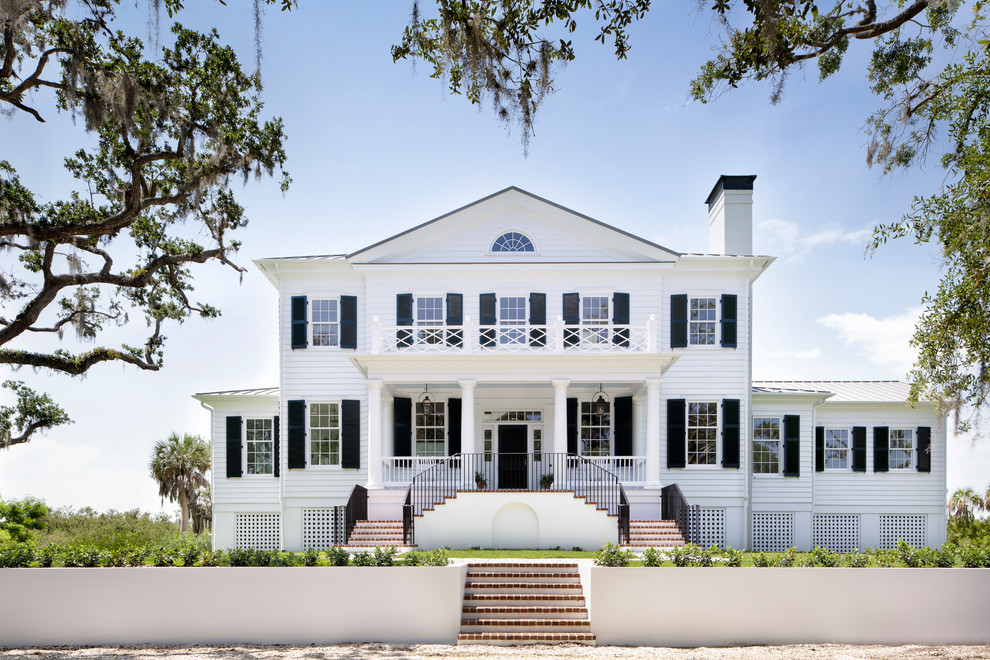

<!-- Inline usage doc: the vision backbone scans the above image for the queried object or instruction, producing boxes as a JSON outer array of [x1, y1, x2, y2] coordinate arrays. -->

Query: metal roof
[[753, 380, 913, 403], [194, 387, 279, 397]]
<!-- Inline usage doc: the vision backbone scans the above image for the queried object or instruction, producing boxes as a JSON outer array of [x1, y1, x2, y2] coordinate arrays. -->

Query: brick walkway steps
[[458, 562, 595, 646], [624, 520, 687, 548], [344, 520, 413, 548]]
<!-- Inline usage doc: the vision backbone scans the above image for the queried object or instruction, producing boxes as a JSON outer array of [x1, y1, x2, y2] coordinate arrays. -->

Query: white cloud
[[817, 307, 921, 376], [762, 348, 822, 360], [757, 218, 873, 260]]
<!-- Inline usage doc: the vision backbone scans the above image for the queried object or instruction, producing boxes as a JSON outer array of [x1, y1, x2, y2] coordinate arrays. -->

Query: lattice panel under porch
[[878, 515, 926, 549], [302, 507, 345, 549], [751, 513, 794, 552], [234, 513, 281, 551], [689, 508, 726, 549], [812, 514, 860, 553]]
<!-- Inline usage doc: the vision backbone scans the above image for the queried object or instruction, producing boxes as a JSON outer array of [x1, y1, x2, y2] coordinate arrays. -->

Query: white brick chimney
[[705, 175, 756, 255]]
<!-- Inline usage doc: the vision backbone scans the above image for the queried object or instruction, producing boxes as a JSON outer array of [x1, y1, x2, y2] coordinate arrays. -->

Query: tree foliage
[[149, 432, 209, 533], [392, 0, 651, 152], [0, 0, 289, 447], [0, 496, 49, 544]]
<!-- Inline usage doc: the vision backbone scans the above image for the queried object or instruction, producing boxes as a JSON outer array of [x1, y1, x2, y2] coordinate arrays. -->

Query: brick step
[[462, 606, 589, 620], [463, 594, 585, 606], [457, 632, 596, 646], [624, 542, 685, 548], [464, 582, 583, 595], [466, 571, 579, 583], [466, 562, 579, 569], [460, 619, 591, 633], [348, 533, 404, 539]]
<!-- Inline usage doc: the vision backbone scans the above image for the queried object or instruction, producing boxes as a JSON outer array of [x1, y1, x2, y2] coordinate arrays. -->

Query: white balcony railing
[[372, 315, 658, 354], [382, 457, 451, 485], [584, 456, 647, 484], [382, 455, 647, 486]]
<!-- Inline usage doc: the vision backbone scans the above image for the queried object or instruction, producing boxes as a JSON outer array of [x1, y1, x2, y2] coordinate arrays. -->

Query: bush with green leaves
[[403, 548, 449, 566], [0, 498, 49, 544], [641, 547, 664, 567], [594, 542, 634, 567], [327, 546, 351, 566], [804, 547, 839, 567], [842, 549, 870, 568]]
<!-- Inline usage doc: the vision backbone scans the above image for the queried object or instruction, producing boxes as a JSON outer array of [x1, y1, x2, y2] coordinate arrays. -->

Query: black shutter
[[273, 415, 280, 478], [225, 415, 242, 478], [397, 293, 413, 348], [917, 426, 931, 472], [667, 399, 686, 468], [874, 426, 889, 473], [446, 293, 463, 347], [721, 294, 737, 348], [566, 397, 578, 454], [287, 400, 306, 468], [291, 295, 308, 349], [614, 396, 633, 457], [671, 294, 687, 348], [852, 426, 867, 472], [612, 292, 630, 347], [529, 292, 546, 347], [393, 397, 412, 457], [815, 426, 825, 472], [563, 293, 579, 347], [783, 414, 800, 477], [341, 400, 360, 469], [722, 399, 740, 468], [480, 293, 496, 347], [448, 398, 462, 455], [340, 295, 357, 349]]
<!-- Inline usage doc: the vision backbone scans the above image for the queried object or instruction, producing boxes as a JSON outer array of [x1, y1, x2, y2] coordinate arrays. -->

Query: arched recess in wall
[[491, 502, 539, 549]]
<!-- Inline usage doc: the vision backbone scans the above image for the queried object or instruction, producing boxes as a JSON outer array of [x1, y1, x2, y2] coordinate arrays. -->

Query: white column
[[459, 379, 477, 454], [383, 395, 394, 482], [366, 379, 383, 488], [645, 378, 662, 486], [632, 393, 646, 455], [552, 379, 570, 455]]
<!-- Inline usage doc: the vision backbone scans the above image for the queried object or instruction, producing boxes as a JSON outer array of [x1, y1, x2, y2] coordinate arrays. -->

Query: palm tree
[[150, 433, 210, 533], [948, 488, 983, 522]]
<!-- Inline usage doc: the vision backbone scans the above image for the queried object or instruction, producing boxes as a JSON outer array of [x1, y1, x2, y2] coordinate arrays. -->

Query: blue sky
[[1, 2, 987, 514]]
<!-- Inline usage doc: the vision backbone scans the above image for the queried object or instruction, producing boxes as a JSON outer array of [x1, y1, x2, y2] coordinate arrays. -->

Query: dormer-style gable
[[347, 187, 680, 264]]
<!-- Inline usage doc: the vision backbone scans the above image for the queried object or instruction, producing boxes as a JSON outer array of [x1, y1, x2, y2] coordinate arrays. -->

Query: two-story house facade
[[194, 177, 946, 552]]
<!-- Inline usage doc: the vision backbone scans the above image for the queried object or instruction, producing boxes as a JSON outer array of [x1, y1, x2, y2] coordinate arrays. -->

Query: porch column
[[366, 379, 383, 488], [383, 394, 394, 482], [632, 392, 646, 456], [552, 379, 570, 455], [459, 379, 477, 454], [645, 377, 662, 487]]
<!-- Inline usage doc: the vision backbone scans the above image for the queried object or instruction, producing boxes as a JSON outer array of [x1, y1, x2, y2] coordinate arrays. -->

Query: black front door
[[497, 425, 528, 489]]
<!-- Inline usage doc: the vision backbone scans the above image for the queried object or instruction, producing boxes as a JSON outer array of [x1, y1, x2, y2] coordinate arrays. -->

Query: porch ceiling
[[348, 352, 679, 383]]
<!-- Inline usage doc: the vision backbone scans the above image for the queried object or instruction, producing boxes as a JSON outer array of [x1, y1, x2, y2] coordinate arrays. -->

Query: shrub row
[[594, 539, 990, 568], [0, 543, 449, 568]]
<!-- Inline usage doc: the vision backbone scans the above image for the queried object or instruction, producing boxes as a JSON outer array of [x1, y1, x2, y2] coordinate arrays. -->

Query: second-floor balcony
[[371, 315, 659, 354]]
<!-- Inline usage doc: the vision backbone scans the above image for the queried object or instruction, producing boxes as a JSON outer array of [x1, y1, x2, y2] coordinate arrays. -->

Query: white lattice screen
[[751, 513, 794, 552], [302, 507, 346, 549], [689, 508, 725, 549], [813, 514, 860, 553], [879, 515, 926, 549], [234, 513, 281, 550]]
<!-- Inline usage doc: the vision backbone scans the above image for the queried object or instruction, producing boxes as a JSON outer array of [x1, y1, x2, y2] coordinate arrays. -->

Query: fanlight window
[[491, 232, 535, 253]]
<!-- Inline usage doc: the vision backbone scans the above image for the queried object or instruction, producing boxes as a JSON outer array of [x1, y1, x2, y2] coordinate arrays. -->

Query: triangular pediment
[[347, 187, 679, 264]]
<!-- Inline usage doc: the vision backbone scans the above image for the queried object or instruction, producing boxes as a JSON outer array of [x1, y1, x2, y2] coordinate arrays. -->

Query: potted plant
[[475, 471, 487, 490], [540, 473, 554, 490]]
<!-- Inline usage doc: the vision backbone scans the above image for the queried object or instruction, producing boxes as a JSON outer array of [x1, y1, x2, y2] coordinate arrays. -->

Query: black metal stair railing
[[660, 482, 698, 545], [343, 484, 367, 545]]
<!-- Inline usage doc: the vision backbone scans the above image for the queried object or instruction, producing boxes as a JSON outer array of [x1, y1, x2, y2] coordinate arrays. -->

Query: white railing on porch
[[371, 315, 658, 354], [383, 455, 647, 486]]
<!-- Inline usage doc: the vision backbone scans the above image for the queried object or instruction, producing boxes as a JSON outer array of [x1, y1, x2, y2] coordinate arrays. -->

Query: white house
[[193, 177, 946, 553]]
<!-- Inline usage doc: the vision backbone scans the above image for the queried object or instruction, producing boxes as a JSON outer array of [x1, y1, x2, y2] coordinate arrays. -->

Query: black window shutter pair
[[287, 399, 360, 468], [291, 295, 357, 349], [227, 414, 279, 477], [783, 415, 800, 477], [665, 399, 741, 469], [669, 294, 737, 348], [815, 426, 870, 472]]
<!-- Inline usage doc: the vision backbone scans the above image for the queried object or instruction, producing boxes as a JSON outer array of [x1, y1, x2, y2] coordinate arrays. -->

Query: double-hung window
[[245, 418, 274, 475], [499, 296, 527, 345], [580, 401, 611, 456], [581, 296, 609, 345], [312, 299, 339, 347], [752, 417, 780, 474], [310, 403, 340, 466], [687, 402, 718, 465], [416, 296, 443, 345], [889, 429, 913, 470], [415, 401, 446, 456], [689, 297, 717, 345], [825, 428, 850, 470]]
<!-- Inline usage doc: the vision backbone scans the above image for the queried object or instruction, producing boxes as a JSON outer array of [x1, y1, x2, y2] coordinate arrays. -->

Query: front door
[[497, 425, 528, 489]]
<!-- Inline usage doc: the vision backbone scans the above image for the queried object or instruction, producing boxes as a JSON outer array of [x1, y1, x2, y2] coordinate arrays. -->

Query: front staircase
[[457, 562, 595, 645], [624, 520, 687, 548], [344, 520, 412, 548]]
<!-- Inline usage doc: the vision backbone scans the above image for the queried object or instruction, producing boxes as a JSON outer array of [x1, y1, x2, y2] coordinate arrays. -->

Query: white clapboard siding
[[208, 397, 280, 505], [750, 399, 816, 505]]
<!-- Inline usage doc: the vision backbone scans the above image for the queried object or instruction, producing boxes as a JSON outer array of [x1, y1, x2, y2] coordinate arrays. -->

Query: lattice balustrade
[[302, 507, 346, 549], [812, 514, 861, 553], [879, 515, 926, 549], [234, 513, 281, 550], [751, 513, 794, 552]]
